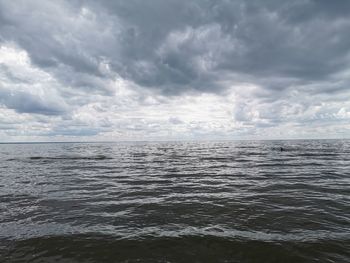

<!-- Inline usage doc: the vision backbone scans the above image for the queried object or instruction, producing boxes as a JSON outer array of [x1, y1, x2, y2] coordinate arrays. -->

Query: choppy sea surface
[[0, 140, 349, 262]]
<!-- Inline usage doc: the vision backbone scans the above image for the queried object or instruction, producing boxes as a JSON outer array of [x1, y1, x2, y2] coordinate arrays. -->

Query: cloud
[[81, 0, 350, 93], [0, 88, 66, 115], [0, 0, 350, 140]]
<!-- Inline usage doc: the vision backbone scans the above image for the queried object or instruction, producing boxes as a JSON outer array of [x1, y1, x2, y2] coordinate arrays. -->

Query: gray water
[[0, 140, 349, 262]]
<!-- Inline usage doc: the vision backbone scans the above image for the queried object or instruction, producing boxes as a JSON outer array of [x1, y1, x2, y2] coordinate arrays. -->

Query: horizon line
[[0, 138, 349, 144]]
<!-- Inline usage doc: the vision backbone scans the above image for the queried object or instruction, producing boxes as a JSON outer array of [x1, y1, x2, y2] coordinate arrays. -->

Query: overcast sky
[[0, 0, 350, 141]]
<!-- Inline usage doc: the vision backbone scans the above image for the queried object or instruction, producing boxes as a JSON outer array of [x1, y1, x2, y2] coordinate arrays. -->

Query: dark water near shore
[[0, 140, 349, 262]]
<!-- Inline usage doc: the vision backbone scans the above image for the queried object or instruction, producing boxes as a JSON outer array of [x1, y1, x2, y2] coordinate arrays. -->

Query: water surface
[[0, 140, 349, 262]]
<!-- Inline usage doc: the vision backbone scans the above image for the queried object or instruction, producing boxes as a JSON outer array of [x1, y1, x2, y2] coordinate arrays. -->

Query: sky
[[0, 0, 350, 142]]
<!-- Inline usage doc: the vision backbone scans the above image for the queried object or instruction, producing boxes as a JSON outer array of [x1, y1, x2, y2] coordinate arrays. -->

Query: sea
[[0, 140, 349, 262]]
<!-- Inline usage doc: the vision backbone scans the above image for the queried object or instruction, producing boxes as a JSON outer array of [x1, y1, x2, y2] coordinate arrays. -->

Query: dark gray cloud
[[83, 0, 350, 94], [0, 88, 67, 116], [1, 0, 349, 96]]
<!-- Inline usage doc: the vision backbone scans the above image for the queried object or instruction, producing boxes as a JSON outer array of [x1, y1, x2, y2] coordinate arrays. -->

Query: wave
[[7, 155, 113, 161], [2, 234, 349, 263]]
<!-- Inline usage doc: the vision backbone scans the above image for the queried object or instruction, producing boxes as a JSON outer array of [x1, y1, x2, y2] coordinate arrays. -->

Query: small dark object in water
[[280, 147, 284, 151]]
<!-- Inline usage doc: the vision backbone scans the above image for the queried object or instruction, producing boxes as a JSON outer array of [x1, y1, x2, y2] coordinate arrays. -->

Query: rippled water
[[0, 140, 349, 262]]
